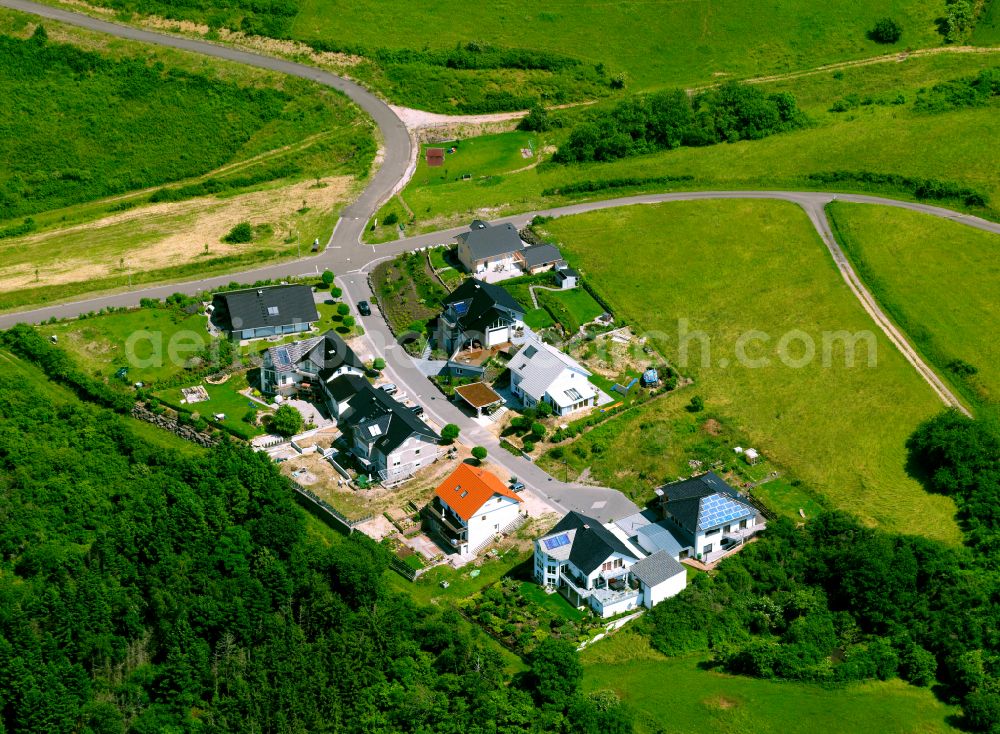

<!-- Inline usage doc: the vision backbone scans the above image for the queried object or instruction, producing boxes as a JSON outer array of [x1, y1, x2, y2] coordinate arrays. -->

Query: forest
[[0, 339, 633, 733], [645, 409, 1000, 731], [553, 83, 806, 164]]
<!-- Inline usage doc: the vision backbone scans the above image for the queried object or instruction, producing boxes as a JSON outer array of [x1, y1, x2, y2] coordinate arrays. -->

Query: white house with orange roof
[[424, 463, 525, 556]]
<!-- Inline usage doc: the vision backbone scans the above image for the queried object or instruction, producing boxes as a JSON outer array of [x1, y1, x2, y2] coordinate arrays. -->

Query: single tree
[[870, 17, 902, 44], [337, 303, 350, 317], [342, 315, 356, 329], [536, 401, 554, 417], [372, 357, 386, 372], [321, 270, 334, 287], [530, 422, 546, 440], [222, 221, 254, 244], [687, 395, 705, 413], [271, 404, 303, 436], [471, 446, 487, 464], [441, 424, 460, 444]]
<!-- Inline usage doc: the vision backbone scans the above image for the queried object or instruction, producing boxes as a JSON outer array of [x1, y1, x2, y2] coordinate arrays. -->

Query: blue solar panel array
[[542, 533, 570, 551], [698, 494, 750, 530], [453, 301, 470, 315], [275, 347, 292, 367]]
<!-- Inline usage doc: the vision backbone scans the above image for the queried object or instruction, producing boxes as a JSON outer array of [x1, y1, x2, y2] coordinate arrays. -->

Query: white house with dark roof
[[328, 375, 441, 483], [261, 330, 366, 403], [455, 219, 565, 281], [435, 278, 525, 355], [655, 472, 763, 561], [510, 337, 598, 415], [533, 511, 686, 618]]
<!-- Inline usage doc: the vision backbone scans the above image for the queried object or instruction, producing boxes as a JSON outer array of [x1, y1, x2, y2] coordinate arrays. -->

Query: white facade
[[355, 433, 441, 483], [462, 495, 522, 555], [640, 569, 687, 609], [510, 339, 598, 416], [692, 514, 756, 557]]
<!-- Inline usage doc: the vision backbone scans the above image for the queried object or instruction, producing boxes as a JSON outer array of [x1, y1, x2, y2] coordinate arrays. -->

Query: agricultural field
[[580, 631, 958, 734], [537, 199, 959, 543], [369, 52, 1000, 237], [0, 9, 374, 309], [828, 202, 1000, 415]]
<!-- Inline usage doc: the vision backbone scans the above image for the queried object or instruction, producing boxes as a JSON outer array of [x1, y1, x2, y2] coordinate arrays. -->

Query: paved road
[[3, 0, 996, 516], [339, 267, 641, 524]]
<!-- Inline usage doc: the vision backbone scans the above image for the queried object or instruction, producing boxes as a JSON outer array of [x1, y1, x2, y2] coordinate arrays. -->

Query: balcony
[[424, 498, 468, 545]]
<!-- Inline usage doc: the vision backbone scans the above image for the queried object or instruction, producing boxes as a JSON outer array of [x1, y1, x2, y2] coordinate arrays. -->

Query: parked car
[[357, 300, 372, 316], [410, 405, 425, 416], [379, 383, 397, 395], [509, 477, 525, 493]]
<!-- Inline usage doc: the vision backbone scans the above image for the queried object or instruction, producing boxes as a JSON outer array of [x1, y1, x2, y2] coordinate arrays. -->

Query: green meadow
[[371, 52, 1000, 236], [828, 202, 1000, 415], [538, 200, 959, 543], [580, 631, 958, 734]]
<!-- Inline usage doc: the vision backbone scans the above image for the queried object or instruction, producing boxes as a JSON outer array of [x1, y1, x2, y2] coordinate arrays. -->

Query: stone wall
[[131, 405, 219, 448]]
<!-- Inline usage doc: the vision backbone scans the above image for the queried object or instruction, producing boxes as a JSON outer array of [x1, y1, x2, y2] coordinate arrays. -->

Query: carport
[[453, 382, 505, 418]]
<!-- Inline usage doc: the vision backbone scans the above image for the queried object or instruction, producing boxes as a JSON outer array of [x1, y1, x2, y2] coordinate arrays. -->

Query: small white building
[[425, 464, 524, 556], [510, 337, 598, 416], [534, 511, 687, 618]]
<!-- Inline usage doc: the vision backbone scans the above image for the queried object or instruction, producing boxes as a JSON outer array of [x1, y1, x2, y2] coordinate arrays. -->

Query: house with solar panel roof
[[261, 330, 366, 405], [654, 472, 762, 562], [435, 277, 525, 356], [533, 511, 687, 618]]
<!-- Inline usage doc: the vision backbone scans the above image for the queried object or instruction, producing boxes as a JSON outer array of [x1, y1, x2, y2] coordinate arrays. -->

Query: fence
[[288, 480, 367, 535]]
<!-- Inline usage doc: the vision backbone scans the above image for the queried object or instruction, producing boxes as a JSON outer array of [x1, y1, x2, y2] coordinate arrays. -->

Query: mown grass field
[[828, 202, 1000, 415], [371, 52, 1000, 236], [36, 307, 210, 384], [0, 9, 374, 309], [580, 631, 958, 734], [538, 200, 959, 543]]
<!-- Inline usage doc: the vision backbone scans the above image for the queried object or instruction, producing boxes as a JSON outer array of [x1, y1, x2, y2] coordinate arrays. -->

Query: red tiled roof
[[434, 463, 522, 521]]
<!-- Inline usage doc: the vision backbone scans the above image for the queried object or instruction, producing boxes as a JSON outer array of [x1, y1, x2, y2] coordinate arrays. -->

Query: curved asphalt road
[[2, 0, 996, 515]]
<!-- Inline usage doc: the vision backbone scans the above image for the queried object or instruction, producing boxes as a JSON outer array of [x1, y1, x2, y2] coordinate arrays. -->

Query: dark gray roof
[[548, 511, 639, 575], [213, 285, 318, 332], [456, 220, 524, 261], [267, 330, 365, 378], [556, 265, 579, 278], [334, 376, 439, 455], [658, 472, 755, 534], [520, 244, 562, 268], [326, 373, 368, 402], [443, 278, 524, 335], [630, 550, 685, 587]]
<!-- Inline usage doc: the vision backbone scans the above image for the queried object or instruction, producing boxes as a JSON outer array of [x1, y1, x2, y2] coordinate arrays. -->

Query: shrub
[[870, 17, 902, 44], [522, 440, 536, 453], [222, 221, 254, 244], [687, 395, 705, 412], [530, 422, 546, 440], [382, 211, 399, 226], [519, 104, 551, 132], [342, 315, 356, 329]]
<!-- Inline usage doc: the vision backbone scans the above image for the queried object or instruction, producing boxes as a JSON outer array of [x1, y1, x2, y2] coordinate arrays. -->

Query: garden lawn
[[36, 307, 210, 384], [154, 372, 264, 439], [537, 287, 604, 333], [539, 200, 959, 543], [581, 632, 958, 734], [828, 202, 1000, 416]]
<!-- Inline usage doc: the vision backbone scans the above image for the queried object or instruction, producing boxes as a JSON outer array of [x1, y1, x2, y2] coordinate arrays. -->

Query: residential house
[[261, 331, 366, 405], [211, 285, 318, 340], [425, 464, 524, 556], [655, 472, 762, 560], [509, 337, 598, 415], [515, 244, 563, 274], [435, 278, 525, 355], [533, 511, 686, 618], [455, 219, 526, 277], [329, 375, 441, 482]]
